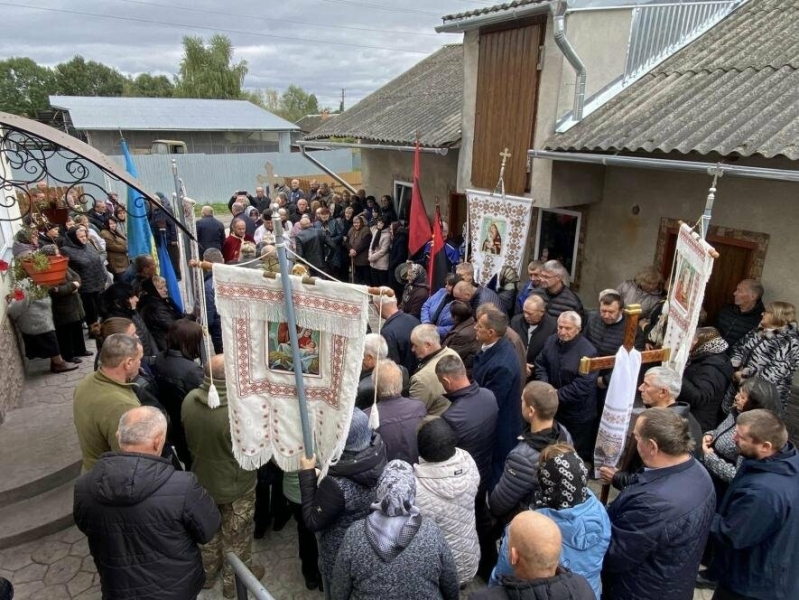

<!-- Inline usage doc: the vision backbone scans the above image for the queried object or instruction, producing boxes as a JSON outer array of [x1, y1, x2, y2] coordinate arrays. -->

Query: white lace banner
[[214, 264, 369, 475], [663, 224, 716, 375], [466, 189, 534, 285]]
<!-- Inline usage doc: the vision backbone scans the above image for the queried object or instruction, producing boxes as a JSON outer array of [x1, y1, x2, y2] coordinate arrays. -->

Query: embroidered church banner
[[466, 189, 534, 285], [214, 264, 369, 474], [593, 346, 642, 478], [663, 224, 716, 375]]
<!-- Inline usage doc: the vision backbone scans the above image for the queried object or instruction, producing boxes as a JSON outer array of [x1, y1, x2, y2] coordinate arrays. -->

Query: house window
[[394, 180, 412, 222]]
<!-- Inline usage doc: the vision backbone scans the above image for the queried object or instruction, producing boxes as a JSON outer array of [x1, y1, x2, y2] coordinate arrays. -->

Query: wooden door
[[471, 21, 543, 195], [448, 192, 466, 245], [661, 229, 756, 325]]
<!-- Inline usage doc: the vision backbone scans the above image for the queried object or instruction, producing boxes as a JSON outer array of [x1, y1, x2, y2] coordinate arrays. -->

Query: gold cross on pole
[[499, 147, 512, 163]]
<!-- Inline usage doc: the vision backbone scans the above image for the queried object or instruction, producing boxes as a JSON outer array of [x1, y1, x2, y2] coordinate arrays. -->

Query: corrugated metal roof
[[48, 96, 299, 132], [305, 45, 463, 148], [546, 0, 799, 159], [296, 113, 338, 134], [442, 0, 547, 23]]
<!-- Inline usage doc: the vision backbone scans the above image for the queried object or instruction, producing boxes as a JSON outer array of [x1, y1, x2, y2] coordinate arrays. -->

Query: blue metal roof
[[49, 96, 300, 132]]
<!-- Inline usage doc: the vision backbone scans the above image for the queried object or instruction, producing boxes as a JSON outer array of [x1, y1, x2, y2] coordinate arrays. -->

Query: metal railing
[[225, 552, 276, 600]]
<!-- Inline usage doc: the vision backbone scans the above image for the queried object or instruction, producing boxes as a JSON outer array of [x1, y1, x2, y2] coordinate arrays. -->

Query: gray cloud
[[0, 0, 487, 108]]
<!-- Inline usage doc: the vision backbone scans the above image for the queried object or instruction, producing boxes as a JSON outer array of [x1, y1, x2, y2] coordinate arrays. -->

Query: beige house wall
[[576, 158, 799, 307], [361, 148, 460, 223]]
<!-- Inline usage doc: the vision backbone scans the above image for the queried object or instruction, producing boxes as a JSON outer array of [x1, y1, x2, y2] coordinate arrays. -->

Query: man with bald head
[[74, 406, 221, 600], [182, 354, 264, 594], [196, 205, 226, 253], [471, 512, 594, 599], [409, 324, 459, 415]]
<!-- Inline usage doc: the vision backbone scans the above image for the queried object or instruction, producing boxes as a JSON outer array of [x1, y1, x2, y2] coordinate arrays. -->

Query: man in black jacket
[[715, 279, 765, 349], [530, 260, 584, 320], [489, 381, 572, 523], [509, 294, 557, 380], [374, 292, 421, 373], [74, 406, 221, 600], [534, 311, 598, 462], [294, 215, 326, 276], [355, 333, 409, 410], [195, 205, 226, 253]]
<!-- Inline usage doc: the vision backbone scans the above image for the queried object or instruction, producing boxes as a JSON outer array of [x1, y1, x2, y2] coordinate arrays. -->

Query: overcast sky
[[0, 0, 496, 108]]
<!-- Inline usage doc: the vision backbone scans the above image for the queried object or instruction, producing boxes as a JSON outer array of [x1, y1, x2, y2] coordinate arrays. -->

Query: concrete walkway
[[0, 340, 714, 600]]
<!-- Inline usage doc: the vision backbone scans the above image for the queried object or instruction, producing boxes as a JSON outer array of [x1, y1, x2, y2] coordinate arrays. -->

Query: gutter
[[551, 1, 587, 122], [436, 2, 551, 33], [527, 149, 799, 183], [298, 145, 358, 194], [296, 140, 449, 156]]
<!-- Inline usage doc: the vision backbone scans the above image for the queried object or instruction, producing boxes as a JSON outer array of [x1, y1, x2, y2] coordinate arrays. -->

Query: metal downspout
[[527, 149, 799, 183], [551, 1, 587, 122], [298, 145, 358, 194]]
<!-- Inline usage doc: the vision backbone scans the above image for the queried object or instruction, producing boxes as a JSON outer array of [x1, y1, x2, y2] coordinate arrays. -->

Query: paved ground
[[0, 335, 715, 600]]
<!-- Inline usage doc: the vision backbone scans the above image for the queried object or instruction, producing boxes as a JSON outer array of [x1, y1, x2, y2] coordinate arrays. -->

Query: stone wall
[[0, 319, 25, 424]]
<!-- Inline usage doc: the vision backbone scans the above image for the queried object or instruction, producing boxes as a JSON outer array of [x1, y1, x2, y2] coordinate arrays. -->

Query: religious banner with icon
[[214, 263, 369, 474], [466, 189, 534, 285], [663, 223, 716, 374]]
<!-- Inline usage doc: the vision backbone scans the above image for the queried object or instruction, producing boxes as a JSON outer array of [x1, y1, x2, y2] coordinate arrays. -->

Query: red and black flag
[[428, 206, 448, 293], [408, 140, 431, 258]]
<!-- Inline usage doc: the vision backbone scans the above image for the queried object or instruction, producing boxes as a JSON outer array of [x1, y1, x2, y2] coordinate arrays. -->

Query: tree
[[174, 35, 248, 99], [124, 73, 174, 98], [0, 57, 56, 117], [276, 85, 320, 123], [54, 56, 127, 97]]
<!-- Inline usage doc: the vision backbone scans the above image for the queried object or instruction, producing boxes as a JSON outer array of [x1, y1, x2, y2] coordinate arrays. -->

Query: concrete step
[[0, 479, 75, 549], [0, 401, 81, 508]]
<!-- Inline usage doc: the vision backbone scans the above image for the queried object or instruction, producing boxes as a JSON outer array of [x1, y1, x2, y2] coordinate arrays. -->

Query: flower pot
[[21, 255, 69, 286], [42, 207, 69, 225]]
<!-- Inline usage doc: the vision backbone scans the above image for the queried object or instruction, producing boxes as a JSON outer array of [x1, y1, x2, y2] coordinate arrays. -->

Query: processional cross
[[578, 304, 671, 504]]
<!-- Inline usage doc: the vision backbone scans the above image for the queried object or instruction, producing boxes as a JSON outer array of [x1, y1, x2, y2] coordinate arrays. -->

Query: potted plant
[[16, 250, 69, 286]]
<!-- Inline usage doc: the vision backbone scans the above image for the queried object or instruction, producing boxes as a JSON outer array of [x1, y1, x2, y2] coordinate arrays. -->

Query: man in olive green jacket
[[182, 354, 262, 598], [73, 334, 141, 472]]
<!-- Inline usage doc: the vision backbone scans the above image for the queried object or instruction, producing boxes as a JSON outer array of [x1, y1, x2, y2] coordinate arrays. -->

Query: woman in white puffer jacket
[[414, 418, 481, 585]]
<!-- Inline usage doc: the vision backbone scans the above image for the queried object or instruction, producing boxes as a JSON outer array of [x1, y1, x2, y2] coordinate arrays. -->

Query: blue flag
[[156, 230, 184, 312], [121, 139, 152, 258]]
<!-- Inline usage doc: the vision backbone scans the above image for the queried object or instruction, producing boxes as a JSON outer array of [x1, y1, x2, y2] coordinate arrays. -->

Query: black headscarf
[[66, 226, 85, 246]]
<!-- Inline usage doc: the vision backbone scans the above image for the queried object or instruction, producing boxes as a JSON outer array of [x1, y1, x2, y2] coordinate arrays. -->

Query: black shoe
[[304, 573, 320, 590], [272, 513, 291, 532], [50, 362, 79, 373], [70, 357, 83, 364], [696, 571, 717, 589], [254, 520, 270, 539], [78, 350, 94, 357]]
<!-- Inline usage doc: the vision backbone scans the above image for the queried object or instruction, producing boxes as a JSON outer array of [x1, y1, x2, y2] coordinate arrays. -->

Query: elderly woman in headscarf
[[299, 408, 387, 594], [489, 444, 610, 599], [138, 275, 185, 351], [331, 459, 459, 600], [12, 227, 38, 257], [41, 244, 92, 364], [400, 263, 429, 319], [344, 214, 372, 285], [59, 224, 107, 334]]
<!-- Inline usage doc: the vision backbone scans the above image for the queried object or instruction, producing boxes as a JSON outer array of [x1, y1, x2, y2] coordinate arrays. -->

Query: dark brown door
[[448, 193, 466, 245], [471, 22, 542, 195], [661, 229, 756, 325]]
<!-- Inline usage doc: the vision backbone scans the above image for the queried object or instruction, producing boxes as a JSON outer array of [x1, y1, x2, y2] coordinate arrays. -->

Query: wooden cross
[[256, 161, 280, 194], [578, 304, 671, 504]]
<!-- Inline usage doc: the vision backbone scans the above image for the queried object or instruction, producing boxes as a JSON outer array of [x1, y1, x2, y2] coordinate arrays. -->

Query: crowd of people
[[6, 181, 799, 600]]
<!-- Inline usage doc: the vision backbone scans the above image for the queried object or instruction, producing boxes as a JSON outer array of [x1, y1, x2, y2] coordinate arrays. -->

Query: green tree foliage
[[0, 57, 56, 117], [174, 35, 248, 99], [54, 56, 127, 97], [276, 85, 320, 123], [124, 73, 174, 98]]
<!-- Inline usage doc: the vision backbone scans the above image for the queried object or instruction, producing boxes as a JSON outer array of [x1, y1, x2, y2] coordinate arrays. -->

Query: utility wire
[[0, 2, 434, 54], [111, 0, 442, 37], [317, 0, 442, 16]]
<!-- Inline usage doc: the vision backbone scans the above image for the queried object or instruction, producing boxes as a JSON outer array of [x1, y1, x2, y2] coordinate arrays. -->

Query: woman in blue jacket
[[490, 444, 610, 599]]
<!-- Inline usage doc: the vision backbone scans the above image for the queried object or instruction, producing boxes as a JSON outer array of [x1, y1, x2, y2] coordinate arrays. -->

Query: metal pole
[[298, 145, 358, 194], [270, 203, 314, 457], [171, 159, 194, 311], [225, 552, 275, 600]]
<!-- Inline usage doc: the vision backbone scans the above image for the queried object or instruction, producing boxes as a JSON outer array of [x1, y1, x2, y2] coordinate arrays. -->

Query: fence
[[10, 149, 358, 207]]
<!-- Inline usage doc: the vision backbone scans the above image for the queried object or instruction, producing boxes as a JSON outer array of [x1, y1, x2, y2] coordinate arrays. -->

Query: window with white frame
[[394, 180, 412, 222]]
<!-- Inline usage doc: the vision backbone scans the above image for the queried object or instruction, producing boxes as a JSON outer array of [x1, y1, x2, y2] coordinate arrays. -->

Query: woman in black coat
[[101, 282, 159, 360], [138, 276, 185, 352], [59, 225, 107, 333], [678, 327, 735, 431], [388, 222, 409, 297], [150, 319, 204, 469], [41, 245, 91, 364]]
